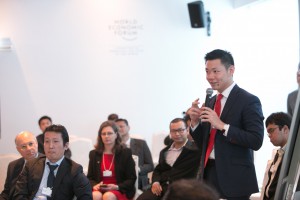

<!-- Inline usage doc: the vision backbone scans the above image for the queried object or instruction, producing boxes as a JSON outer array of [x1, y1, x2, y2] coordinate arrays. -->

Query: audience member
[[136, 118, 201, 200], [162, 179, 219, 200], [115, 118, 154, 191], [87, 121, 136, 200], [287, 62, 300, 117], [187, 49, 264, 199], [164, 114, 192, 146], [261, 112, 300, 199], [14, 125, 92, 200], [108, 113, 119, 122], [37, 115, 72, 158], [0, 131, 39, 200], [37, 115, 52, 154]]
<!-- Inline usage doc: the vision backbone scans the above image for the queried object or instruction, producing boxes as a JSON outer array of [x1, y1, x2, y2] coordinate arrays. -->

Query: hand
[[100, 183, 118, 191], [151, 182, 162, 196], [199, 107, 225, 130], [93, 182, 102, 191], [187, 99, 202, 127]]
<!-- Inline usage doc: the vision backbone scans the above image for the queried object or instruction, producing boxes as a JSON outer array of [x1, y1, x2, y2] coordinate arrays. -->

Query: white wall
[[0, 0, 299, 189]]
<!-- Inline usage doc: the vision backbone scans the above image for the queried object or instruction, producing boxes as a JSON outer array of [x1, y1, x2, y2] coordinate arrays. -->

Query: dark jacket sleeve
[[115, 148, 137, 199], [71, 163, 93, 200], [87, 150, 99, 187], [139, 140, 154, 176]]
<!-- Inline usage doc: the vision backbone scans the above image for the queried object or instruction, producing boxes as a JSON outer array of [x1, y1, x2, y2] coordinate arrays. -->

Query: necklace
[[102, 153, 115, 172]]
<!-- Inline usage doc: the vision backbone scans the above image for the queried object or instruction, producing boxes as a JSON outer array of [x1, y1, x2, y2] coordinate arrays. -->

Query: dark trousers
[[136, 184, 168, 200], [204, 159, 250, 200]]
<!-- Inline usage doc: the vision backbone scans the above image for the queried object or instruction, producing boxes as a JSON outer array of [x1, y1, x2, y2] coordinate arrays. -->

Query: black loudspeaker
[[187, 1, 206, 28]]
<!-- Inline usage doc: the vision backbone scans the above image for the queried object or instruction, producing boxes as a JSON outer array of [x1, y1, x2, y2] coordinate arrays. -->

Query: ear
[[228, 65, 235, 76], [64, 142, 70, 150], [282, 125, 289, 135]]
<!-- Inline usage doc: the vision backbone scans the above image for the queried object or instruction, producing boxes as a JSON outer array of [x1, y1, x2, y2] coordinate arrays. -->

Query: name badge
[[42, 187, 52, 197], [103, 170, 112, 177]]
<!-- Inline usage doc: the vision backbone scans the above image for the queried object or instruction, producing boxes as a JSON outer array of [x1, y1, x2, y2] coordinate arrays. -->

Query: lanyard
[[102, 153, 115, 171]]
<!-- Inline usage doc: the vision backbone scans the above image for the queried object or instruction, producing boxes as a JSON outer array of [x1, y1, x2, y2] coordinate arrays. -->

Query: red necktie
[[204, 93, 223, 167]]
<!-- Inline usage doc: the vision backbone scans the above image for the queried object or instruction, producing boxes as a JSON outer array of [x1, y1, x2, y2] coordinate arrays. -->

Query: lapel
[[172, 140, 191, 166], [32, 158, 46, 195], [130, 138, 136, 152], [220, 84, 239, 121], [52, 158, 69, 197], [15, 158, 25, 175]]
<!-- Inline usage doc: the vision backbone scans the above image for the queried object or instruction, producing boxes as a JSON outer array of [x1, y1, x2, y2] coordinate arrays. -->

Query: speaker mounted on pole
[[187, 1, 206, 28]]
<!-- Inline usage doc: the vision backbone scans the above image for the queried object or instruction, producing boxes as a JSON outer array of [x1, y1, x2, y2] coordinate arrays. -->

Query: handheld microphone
[[205, 88, 213, 107]]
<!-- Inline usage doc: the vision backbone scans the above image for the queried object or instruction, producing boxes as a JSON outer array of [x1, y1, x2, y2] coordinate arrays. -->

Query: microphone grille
[[206, 88, 213, 96]]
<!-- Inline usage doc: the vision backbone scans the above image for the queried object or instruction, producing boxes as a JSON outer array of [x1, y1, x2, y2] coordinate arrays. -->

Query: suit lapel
[[52, 158, 69, 198], [32, 158, 46, 196], [220, 85, 239, 120], [130, 138, 137, 153]]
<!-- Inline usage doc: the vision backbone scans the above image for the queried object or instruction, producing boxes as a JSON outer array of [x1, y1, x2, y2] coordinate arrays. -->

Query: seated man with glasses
[[0, 131, 40, 200], [137, 118, 201, 200], [261, 112, 300, 199]]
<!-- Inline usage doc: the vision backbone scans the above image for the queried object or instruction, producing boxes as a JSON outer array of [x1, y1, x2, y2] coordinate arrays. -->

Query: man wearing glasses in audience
[[261, 112, 299, 199], [136, 118, 201, 200], [0, 131, 40, 200]]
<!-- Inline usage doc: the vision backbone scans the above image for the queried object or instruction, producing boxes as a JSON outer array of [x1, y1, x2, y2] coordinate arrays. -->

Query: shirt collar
[[46, 156, 65, 166], [169, 139, 188, 151], [219, 82, 236, 98], [125, 137, 131, 147]]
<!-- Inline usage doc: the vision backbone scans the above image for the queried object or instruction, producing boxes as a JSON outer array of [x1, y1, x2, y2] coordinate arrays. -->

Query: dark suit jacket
[[191, 85, 264, 198], [151, 140, 201, 186], [130, 138, 154, 190], [87, 148, 137, 199], [0, 157, 24, 200], [287, 89, 298, 117], [13, 156, 92, 200], [36, 134, 44, 154]]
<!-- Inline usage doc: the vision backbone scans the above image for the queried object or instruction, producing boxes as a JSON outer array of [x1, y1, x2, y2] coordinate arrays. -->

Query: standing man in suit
[[287, 62, 300, 117], [115, 118, 154, 191], [14, 124, 92, 200], [0, 131, 39, 200], [187, 49, 264, 199], [136, 118, 201, 200]]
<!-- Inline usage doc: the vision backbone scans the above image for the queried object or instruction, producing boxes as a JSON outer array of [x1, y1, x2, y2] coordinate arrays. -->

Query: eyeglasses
[[18, 142, 35, 151], [267, 126, 280, 136], [170, 128, 186, 134], [100, 132, 115, 136]]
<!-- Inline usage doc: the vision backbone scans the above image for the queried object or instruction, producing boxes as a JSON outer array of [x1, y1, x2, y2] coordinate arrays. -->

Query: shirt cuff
[[191, 122, 200, 131], [222, 124, 230, 136]]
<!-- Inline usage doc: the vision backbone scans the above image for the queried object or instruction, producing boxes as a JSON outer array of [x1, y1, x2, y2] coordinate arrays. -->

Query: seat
[[0, 153, 21, 191], [132, 155, 143, 200], [151, 131, 168, 165], [68, 135, 94, 174]]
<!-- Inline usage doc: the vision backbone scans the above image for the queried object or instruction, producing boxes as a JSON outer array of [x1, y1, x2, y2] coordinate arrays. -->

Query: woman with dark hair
[[87, 121, 136, 200]]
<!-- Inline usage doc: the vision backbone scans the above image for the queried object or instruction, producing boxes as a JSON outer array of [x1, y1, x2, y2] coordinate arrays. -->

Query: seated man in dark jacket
[[137, 118, 201, 200], [13, 125, 92, 200], [0, 131, 39, 200]]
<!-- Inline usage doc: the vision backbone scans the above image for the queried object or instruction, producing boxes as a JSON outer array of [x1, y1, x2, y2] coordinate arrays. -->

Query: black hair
[[204, 49, 234, 69]]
